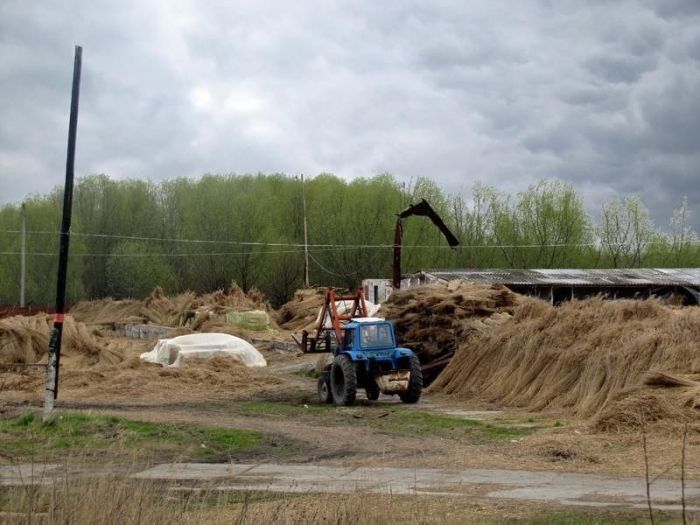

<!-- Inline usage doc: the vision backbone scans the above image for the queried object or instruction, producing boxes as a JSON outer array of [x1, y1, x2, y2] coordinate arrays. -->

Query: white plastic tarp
[[140, 333, 267, 368]]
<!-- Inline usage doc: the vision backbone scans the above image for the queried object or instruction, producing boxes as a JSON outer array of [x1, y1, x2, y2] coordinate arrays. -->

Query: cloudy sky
[[1, 0, 699, 229]]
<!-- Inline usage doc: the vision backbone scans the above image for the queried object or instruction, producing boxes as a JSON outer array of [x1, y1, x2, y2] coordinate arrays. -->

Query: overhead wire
[[2, 228, 695, 250], [308, 252, 358, 278]]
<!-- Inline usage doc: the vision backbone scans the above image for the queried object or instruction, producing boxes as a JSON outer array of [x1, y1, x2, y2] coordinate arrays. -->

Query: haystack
[[70, 284, 272, 328], [430, 297, 700, 427], [380, 280, 518, 371], [276, 288, 327, 331], [69, 287, 195, 326], [0, 314, 124, 366]]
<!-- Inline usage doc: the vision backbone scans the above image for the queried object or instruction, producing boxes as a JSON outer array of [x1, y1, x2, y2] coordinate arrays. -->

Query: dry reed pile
[[276, 288, 328, 331], [1, 350, 286, 402], [70, 284, 270, 327], [430, 297, 700, 428], [381, 280, 518, 362], [0, 314, 123, 366]]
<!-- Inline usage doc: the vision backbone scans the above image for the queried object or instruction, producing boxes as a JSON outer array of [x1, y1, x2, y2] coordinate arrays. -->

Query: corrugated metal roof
[[424, 268, 700, 287]]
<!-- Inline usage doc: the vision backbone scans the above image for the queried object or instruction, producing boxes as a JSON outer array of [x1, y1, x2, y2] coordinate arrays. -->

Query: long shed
[[403, 268, 700, 305]]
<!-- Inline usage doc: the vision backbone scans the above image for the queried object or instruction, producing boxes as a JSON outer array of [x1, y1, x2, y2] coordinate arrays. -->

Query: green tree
[[106, 241, 178, 299], [597, 196, 658, 268]]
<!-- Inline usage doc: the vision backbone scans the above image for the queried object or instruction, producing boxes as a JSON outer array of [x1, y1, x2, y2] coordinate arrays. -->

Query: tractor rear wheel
[[318, 374, 333, 404], [331, 354, 357, 406], [399, 356, 423, 404]]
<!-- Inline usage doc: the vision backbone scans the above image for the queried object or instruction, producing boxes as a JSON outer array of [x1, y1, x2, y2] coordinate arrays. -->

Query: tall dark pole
[[20, 203, 26, 307], [44, 45, 82, 419], [301, 174, 309, 288]]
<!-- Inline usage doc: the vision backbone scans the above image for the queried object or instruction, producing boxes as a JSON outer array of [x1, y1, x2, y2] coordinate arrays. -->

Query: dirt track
[[3, 352, 699, 480]]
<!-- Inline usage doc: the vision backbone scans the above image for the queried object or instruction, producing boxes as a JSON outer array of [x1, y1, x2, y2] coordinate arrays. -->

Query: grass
[[1, 479, 681, 525], [229, 400, 530, 441], [372, 409, 530, 441], [0, 412, 261, 461]]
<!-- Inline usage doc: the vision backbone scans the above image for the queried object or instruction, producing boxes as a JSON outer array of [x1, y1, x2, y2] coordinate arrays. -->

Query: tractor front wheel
[[399, 356, 423, 404], [331, 354, 357, 406]]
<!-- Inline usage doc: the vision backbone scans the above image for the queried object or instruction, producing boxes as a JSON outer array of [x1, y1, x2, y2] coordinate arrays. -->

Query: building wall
[[361, 279, 393, 304]]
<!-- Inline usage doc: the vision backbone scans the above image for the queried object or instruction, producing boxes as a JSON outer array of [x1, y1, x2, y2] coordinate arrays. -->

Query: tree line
[[0, 173, 697, 306]]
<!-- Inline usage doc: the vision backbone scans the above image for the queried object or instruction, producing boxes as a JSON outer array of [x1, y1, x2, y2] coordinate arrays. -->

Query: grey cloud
[[1, 0, 699, 233], [585, 54, 658, 84], [644, 0, 700, 19]]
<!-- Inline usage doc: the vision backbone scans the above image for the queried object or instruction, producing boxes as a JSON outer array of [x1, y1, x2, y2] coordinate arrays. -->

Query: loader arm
[[393, 199, 459, 289], [294, 288, 369, 353]]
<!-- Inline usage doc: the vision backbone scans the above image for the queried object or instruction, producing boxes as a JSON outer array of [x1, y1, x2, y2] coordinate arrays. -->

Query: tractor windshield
[[359, 324, 394, 349]]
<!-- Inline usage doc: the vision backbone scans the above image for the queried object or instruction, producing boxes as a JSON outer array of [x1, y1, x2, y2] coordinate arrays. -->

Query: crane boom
[[392, 199, 459, 289]]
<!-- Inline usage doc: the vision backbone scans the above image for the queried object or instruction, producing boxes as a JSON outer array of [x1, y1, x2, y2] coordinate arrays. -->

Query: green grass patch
[[0, 412, 261, 460], [230, 400, 531, 442], [373, 409, 530, 441]]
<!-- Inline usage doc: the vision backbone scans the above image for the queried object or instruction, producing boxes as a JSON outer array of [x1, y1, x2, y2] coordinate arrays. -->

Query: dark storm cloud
[[0, 0, 698, 232]]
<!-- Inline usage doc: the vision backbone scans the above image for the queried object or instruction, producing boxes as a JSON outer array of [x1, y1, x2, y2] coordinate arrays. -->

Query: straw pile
[[276, 288, 327, 331], [70, 284, 270, 328], [0, 355, 286, 403], [381, 280, 518, 362], [431, 297, 700, 427], [0, 314, 124, 366]]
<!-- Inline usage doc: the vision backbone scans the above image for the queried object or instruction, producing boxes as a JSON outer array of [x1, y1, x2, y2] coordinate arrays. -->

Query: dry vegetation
[[0, 284, 293, 405], [70, 284, 270, 328], [1, 467, 669, 525], [0, 314, 125, 366], [381, 280, 518, 363], [430, 295, 700, 430], [2, 281, 699, 430], [275, 287, 328, 332]]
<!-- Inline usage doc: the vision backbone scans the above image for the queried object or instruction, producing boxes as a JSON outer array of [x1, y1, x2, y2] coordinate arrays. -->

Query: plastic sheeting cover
[[140, 333, 267, 368]]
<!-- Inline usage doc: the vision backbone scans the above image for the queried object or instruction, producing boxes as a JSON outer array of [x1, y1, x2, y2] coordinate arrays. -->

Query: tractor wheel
[[365, 381, 380, 401], [399, 356, 423, 404], [331, 354, 357, 406], [318, 374, 333, 404]]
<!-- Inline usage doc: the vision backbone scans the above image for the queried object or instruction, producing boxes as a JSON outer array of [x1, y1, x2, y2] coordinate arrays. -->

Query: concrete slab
[[132, 463, 700, 511], [2, 462, 698, 511]]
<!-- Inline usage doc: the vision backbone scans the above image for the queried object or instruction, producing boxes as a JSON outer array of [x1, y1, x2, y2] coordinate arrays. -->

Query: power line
[[0, 229, 388, 248], [309, 252, 358, 278], [0, 246, 363, 258], [1, 229, 698, 250], [0, 249, 303, 257]]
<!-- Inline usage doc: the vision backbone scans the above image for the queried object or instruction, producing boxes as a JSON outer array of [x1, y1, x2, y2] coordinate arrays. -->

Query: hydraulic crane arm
[[393, 199, 459, 289]]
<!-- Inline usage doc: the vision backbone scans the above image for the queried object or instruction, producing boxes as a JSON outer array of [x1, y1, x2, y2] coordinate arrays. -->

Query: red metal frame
[[294, 288, 369, 353]]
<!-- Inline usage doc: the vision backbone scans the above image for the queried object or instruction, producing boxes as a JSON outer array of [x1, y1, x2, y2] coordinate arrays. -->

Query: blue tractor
[[295, 289, 422, 406]]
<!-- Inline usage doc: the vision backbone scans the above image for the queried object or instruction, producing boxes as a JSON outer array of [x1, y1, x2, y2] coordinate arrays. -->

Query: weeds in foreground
[[0, 470, 681, 525]]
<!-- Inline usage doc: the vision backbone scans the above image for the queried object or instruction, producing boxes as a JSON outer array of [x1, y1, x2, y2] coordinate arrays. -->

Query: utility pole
[[20, 203, 26, 307], [301, 173, 310, 288], [44, 45, 82, 421]]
